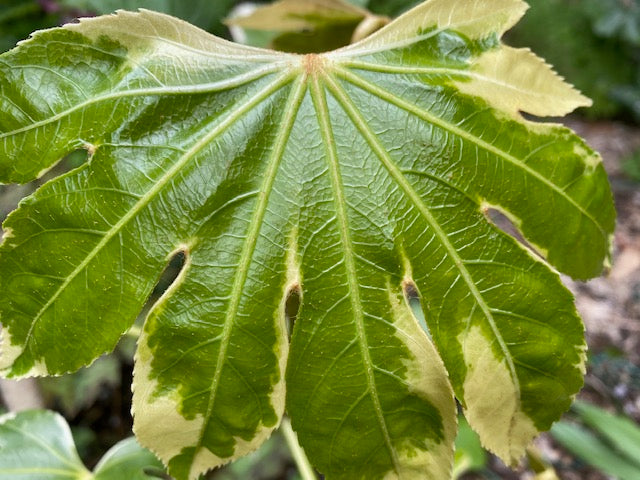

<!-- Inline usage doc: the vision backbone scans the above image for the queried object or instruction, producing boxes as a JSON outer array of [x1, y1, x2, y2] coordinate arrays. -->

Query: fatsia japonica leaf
[[0, 0, 615, 478]]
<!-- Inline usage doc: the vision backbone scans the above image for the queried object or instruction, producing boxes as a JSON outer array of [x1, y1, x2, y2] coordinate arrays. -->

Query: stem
[[126, 324, 142, 338], [351, 14, 390, 43], [281, 416, 317, 480]]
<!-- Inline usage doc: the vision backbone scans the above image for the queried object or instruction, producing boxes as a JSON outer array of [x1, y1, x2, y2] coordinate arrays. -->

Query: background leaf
[[0, 410, 89, 480], [571, 401, 640, 467], [226, 0, 389, 53], [551, 421, 640, 480], [0, 410, 163, 480]]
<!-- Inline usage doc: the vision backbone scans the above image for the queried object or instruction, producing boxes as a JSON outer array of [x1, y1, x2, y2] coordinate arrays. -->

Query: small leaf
[[0, 410, 89, 480], [0, 410, 165, 480], [93, 437, 165, 480]]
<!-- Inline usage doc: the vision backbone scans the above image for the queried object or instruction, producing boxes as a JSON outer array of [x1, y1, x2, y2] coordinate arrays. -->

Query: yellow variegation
[[0, 0, 613, 479], [452, 46, 591, 117]]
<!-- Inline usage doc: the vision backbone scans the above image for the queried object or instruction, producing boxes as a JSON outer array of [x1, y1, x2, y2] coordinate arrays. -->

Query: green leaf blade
[[318, 60, 586, 464], [0, 10, 287, 184], [0, 410, 89, 480], [132, 76, 307, 480], [320, 0, 604, 463], [0, 11, 294, 376], [0, 1, 615, 478], [285, 71, 457, 479], [332, 51, 612, 280]]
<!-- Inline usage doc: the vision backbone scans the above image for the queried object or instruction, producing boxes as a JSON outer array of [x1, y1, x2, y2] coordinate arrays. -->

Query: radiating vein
[[0, 62, 284, 141], [310, 73, 400, 475], [337, 59, 472, 77], [16, 71, 295, 361], [337, 59, 565, 101], [332, 66, 605, 236], [323, 71, 521, 405], [192, 75, 307, 458]]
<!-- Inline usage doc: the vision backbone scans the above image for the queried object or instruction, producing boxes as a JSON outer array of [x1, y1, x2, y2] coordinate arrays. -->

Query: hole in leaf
[[482, 206, 545, 260], [0, 149, 90, 238], [155, 250, 187, 296], [402, 279, 430, 338], [284, 284, 301, 341], [136, 249, 188, 325]]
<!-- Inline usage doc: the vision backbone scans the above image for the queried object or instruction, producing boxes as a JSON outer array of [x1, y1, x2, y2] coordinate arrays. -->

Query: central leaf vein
[[193, 75, 307, 456], [310, 74, 400, 474]]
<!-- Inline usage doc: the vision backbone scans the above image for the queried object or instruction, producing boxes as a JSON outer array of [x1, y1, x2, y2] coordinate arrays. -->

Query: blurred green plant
[[0, 0, 56, 52], [453, 416, 487, 479], [584, 0, 640, 45], [508, 0, 640, 122], [365, 0, 418, 16], [39, 355, 120, 417], [622, 149, 640, 182], [0, 410, 165, 480], [551, 400, 640, 480]]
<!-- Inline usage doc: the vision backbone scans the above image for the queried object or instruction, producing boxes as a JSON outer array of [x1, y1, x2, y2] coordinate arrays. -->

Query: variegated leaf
[[0, 0, 614, 478]]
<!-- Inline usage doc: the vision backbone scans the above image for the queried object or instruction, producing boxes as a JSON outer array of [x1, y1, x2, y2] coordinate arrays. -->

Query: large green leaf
[[0, 410, 163, 480], [0, 0, 614, 479]]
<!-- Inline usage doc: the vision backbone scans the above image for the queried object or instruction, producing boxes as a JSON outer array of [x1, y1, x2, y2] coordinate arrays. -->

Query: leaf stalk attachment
[[281, 417, 317, 480]]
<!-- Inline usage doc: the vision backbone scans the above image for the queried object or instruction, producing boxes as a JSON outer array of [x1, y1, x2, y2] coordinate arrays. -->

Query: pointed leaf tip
[[454, 46, 592, 117]]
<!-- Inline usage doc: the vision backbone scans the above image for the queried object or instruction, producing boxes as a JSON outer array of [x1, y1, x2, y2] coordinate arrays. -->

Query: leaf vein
[[311, 74, 400, 474], [325, 71, 522, 413], [14, 71, 294, 366]]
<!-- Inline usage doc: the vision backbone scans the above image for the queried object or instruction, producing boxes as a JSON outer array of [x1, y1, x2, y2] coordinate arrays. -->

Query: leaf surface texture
[[0, 0, 615, 478]]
